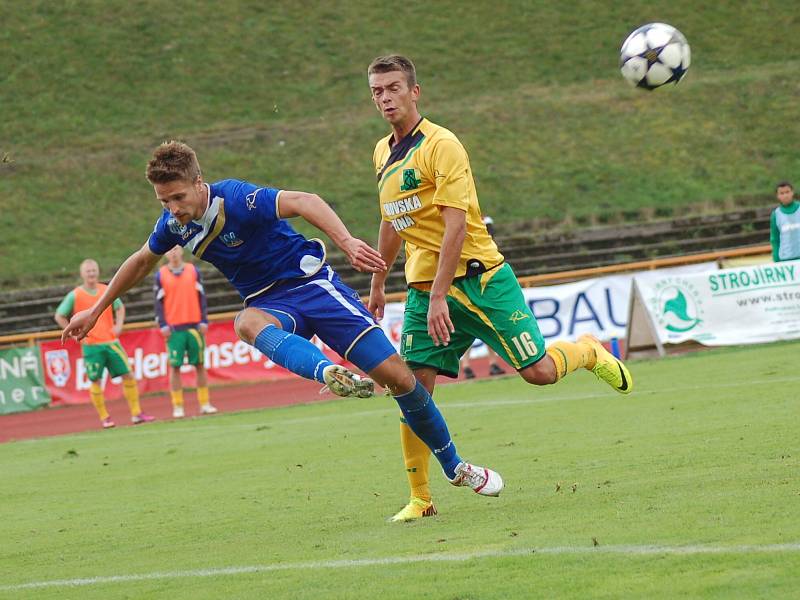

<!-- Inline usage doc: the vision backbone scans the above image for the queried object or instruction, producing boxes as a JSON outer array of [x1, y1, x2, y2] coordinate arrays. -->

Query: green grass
[[1, 1, 800, 285], [1, 342, 799, 598]]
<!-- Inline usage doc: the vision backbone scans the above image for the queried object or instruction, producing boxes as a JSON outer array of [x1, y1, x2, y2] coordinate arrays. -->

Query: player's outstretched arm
[[61, 243, 162, 343], [368, 220, 402, 320], [278, 190, 387, 273]]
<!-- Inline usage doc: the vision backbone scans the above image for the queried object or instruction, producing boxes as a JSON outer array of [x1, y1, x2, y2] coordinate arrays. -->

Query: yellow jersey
[[373, 118, 504, 284]]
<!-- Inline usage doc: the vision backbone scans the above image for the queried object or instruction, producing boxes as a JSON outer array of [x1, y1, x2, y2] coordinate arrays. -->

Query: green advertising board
[[0, 346, 51, 415]]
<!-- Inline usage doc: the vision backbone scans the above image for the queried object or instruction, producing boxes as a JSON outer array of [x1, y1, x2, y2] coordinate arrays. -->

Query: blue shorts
[[246, 266, 395, 373]]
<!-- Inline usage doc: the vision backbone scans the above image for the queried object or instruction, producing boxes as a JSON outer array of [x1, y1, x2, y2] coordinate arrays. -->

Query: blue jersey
[[148, 179, 327, 301]]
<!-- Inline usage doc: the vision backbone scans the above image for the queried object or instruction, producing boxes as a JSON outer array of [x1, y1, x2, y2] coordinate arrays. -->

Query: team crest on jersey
[[167, 218, 186, 235], [221, 231, 244, 247], [45, 349, 71, 388], [400, 168, 422, 191], [167, 218, 199, 240], [508, 310, 530, 324]]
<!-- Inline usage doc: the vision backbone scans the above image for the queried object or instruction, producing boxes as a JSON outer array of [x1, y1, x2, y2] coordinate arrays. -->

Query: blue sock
[[253, 325, 334, 384], [394, 381, 462, 479]]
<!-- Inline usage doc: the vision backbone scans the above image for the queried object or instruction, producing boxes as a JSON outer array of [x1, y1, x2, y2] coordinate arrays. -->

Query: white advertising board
[[376, 263, 717, 357], [628, 260, 800, 354]]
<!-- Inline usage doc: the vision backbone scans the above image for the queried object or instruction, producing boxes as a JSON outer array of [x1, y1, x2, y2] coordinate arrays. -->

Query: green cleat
[[579, 334, 633, 394]]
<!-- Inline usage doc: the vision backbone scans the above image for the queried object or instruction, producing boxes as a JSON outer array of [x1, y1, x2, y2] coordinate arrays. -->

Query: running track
[[0, 357, 495, 443]]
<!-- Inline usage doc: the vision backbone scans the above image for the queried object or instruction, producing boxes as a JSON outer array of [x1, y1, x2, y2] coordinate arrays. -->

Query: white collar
[[192, 184, 214, 227]]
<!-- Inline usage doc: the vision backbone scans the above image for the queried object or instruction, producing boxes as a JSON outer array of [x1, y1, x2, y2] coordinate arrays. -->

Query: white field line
[[2, 542, 799, 591], [13, 374, 800, 444]]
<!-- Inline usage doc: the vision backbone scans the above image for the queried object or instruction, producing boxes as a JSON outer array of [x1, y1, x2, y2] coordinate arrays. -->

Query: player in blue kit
[[61, 141, 503, 501]]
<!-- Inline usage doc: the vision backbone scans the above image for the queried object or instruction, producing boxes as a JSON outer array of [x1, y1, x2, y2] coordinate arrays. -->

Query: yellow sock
[[546, 340, 596, 382], [197, 387, 210, 408], [400, 418, 432, 502], [170, 389, 184, 408], [89, 382, 109, 421], [122, 378, 142, 416]]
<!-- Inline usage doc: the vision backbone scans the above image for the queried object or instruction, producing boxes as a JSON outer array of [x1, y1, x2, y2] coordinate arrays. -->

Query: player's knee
[[386, 368, 416, 396], [519, 358, 557, 386], [369, 354, 416, 394], [232, 311, 250, 341], [234, 308, 272, 344]]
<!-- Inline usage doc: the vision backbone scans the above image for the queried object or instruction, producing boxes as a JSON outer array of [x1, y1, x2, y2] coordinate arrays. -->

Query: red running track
[[0, 357, 499, 444]]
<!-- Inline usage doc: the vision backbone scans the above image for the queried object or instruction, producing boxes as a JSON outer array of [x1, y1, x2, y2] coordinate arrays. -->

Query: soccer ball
[[620, 23, 691, 90]]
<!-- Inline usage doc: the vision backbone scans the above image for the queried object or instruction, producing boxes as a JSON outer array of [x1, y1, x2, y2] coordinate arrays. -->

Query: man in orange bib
[[55, 259, 155, 428], [154, 245, 217, 418]]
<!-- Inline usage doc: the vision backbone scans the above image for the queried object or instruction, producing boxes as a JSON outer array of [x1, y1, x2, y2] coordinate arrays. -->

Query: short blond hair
[[367, 54, 417, 88], [146, 141, 201, 184]]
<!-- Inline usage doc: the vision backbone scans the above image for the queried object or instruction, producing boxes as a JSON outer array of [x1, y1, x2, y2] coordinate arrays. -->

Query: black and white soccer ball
[[620, 23, 691, 90]]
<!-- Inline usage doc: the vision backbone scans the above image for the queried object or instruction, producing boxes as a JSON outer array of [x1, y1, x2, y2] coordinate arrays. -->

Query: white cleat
[[200, 404, 218, 415], [321, 365, 375, 398], [449, 462, 504, 497], [172, 405, 185, 419]]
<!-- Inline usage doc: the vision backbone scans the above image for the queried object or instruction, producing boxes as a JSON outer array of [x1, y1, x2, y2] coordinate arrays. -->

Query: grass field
[[1, 342, 799, 599], [2, 1, 800, 285]]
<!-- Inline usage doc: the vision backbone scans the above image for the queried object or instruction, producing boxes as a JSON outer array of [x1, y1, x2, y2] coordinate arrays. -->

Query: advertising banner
[[39, 320, 347, 405], [34, 262, 723, 405], [0, 346, 51, 415], [630, 260, 800, 349], [377, 262, 717, 357]]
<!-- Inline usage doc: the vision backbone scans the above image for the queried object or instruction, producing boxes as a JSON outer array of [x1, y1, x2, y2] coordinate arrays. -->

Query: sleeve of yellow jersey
[[430, 139, 470, 211], [372, 140, 382, 174]]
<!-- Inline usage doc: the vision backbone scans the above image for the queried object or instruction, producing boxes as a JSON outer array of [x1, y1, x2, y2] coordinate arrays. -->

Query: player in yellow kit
[[366, 55, 634, 521]]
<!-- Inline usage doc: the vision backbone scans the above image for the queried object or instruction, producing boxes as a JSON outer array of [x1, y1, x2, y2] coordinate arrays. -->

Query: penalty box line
[[3, 542, 800, 591]]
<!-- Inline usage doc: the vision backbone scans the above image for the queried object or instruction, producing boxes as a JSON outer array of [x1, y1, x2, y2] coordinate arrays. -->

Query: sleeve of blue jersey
[[148, 211, 185, 255], [252, 187, 281, 224]]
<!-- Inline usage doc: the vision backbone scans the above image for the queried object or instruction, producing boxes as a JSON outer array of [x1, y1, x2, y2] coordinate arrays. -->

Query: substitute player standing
[[55, 259, 155, 429], [154, 245, 217, 418], [366, 55, 634, 521], [61, 141, 503, 504]]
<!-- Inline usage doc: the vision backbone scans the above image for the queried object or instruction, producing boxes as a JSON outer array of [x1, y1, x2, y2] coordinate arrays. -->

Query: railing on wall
[[0, 244, 771, 348]]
